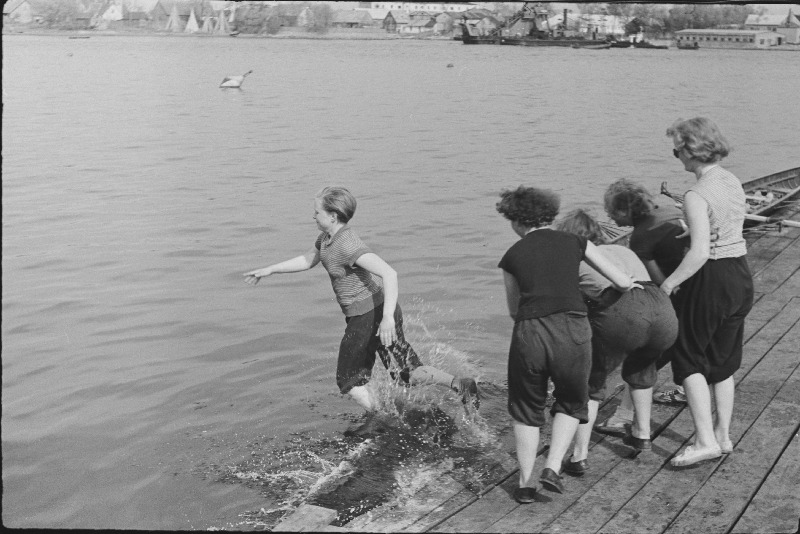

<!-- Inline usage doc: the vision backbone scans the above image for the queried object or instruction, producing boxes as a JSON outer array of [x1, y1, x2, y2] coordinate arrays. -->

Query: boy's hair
[[316, 186, 356, 223], [666, 117, 731, 163], [603, 179, 653, 224], [556, 209, 607, 245], [496, 186, 560, 229]]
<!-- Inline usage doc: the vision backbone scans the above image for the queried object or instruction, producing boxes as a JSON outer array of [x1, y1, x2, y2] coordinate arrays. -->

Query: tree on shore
[[37, 0, 80, 29]]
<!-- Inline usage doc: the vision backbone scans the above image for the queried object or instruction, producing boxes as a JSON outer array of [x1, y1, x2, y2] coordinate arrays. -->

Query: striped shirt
[[315, 225, 383, 317], [684, 165, 747, 260]]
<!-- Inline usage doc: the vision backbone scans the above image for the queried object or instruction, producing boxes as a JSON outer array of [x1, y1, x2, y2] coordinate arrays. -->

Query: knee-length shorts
[[508, 311, 592, 427], [667, 256, 754, 385], [588, 283, 678, 400], [337, 305, 422, 394]]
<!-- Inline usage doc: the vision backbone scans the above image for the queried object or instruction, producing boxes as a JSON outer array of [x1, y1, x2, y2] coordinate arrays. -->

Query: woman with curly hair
[[496, 186, 641, 503], [662, 118, 753, 467]]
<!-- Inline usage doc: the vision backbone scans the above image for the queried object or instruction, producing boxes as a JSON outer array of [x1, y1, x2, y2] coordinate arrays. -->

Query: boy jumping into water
[[244, 186, 479, 430]]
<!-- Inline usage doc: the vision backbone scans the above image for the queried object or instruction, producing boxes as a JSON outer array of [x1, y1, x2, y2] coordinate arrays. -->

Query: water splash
[[215, 319, 505, 530]]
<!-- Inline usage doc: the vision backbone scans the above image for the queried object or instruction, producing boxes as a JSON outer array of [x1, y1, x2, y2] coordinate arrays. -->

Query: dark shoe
[[594, 416, 631, 437], [453, 378, 480, 411], [623, 426, 652, 451], [513, 486, 536, 504], [539, 468, 564, 493], [562, 457, 588, 476]]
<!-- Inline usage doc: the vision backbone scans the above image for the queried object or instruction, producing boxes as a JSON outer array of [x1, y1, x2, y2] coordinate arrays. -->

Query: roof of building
[[676, 28, 778, 36], [359, 8, 389, 21], [745, 13, 800, 27], [3, 0, 27, 15], [332, 10, 372, 24], [387, 10, 410, 23], [408, 17, 435, 27], [461, 8, 493, 21]]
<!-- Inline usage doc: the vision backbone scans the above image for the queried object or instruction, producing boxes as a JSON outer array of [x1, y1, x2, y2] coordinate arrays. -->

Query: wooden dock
[[276, 211, 800, 534]]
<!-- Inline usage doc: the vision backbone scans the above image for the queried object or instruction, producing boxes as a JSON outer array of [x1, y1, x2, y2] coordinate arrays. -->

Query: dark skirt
[[666, 256, 754, 385]]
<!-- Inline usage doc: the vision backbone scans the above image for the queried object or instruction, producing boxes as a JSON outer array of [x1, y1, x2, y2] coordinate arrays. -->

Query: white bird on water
[[219, 70, 253, 88]]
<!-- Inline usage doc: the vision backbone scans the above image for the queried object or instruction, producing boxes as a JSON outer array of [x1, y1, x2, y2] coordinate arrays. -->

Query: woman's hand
[[243, 267, 272, 285], [378, 315, 397, 347], [660, 281, 678, 295]]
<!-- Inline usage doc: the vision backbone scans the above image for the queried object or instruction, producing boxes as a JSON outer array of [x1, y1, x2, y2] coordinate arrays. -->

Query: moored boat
[[660, 166, 800, 226], [632, 40, 668, 49], [741, 166, 800, 218]]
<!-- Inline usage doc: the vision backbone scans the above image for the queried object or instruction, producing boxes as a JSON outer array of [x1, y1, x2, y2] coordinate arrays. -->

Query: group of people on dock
[[243, 116, 754, 504]]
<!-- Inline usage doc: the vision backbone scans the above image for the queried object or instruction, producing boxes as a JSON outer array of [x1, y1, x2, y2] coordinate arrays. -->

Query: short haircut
[[604, 179, 653, 224], [556, 209, 607, 245], [496, 186, 560, 229], [316, 186, 356, 223], [666, 117, 731, 163]]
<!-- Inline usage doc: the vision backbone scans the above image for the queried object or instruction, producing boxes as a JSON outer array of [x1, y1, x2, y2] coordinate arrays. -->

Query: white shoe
[[671, 444, 722, 467]]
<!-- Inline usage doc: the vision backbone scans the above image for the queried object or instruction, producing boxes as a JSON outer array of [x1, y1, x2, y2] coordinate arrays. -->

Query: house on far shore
[[3, 0, 44, 25], [331, 10, 373, 28], [745, 11, 800, 44], [675, 28, 783, 49], [383, 9, 410, 33], [356, 8, 389, 27]]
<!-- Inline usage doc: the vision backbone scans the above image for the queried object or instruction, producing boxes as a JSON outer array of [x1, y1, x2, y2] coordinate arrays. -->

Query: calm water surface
[[2, 34, 798, 529]]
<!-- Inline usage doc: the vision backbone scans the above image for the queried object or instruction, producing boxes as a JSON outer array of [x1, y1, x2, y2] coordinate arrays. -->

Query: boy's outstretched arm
[[243, 247, 319, 285]]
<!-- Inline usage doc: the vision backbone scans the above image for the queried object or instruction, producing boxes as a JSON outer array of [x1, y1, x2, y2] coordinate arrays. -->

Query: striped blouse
[[315, 225, 384, 317], [685, 165, 747, 260]]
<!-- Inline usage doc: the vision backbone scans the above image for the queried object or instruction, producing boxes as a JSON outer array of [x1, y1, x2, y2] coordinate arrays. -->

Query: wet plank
[[732, 429, 800, 534], [274, 504, 338, 532]]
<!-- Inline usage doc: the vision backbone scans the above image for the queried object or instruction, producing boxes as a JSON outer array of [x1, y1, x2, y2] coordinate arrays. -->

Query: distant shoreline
[[4, 28, 800, 50], [1, 27, 446, 41]]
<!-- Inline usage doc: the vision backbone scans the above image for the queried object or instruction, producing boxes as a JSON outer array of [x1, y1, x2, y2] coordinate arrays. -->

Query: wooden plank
[[434, 475, 524, 532], [430, 388, 633, 533], [740, 296, 800, 376], [732, 429, 800, 534], [751, 233, 800, 294], [486, 399, 686, 533], [400, 457, 518, 532], [745, 232, 798, 275], [590, 300, 800, 534], [274, 504, 339, 532], [664, 336, 800, 532], [346, 474, 468, 532], [543, 298, 800, 534]]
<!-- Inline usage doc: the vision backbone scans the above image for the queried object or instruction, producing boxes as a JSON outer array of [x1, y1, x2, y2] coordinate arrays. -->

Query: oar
[[659, 182, 800, 228]]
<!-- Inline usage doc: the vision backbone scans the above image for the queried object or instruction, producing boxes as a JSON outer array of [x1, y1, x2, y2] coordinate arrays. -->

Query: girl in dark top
[[594, 179, 690, 436], [496, 186, 641, 504]]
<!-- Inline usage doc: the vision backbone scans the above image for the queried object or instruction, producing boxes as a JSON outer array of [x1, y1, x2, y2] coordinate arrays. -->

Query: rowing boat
[[599, 220, 632, 244], [741, 166, 800, 218], [660, 166, 800, 228]]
